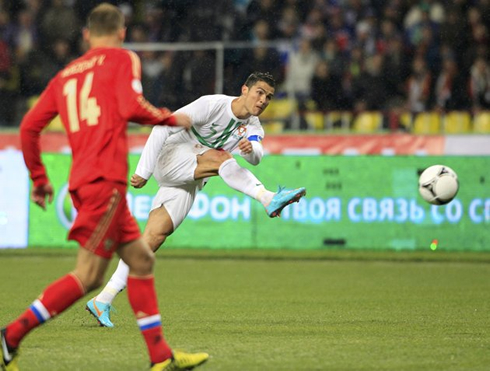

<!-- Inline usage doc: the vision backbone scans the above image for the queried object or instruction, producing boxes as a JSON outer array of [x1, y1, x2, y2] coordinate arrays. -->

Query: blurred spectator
[[127, 23, 149, 44], [251, 19, 271, 42], [19, 46, 51, 99], [376, 19, 401, 53], [355, 17, 377, 57], [405, 4, 440, 49], [384, 36, 410, 101], [469, 56, 490, 112], [0, 30, 17, 126], [285, 38, 320, 99], [326, 7, 352, 53], [404, 1, 445, 30], [155, 51, 180, 110], [186, 0, 236, 41], [439, 8, 467, 59], [310, 60, 345, 111], [321, 38, 345, 77], [406, 56, 432, 113], [246, 0, 280, 39], [434, 57, 469, 112], [142, 5, 173, 42], [43, 38, 76, 78], [40, 0, 80, 49], [415, 24, 440, 73], [351, 53, 389, 111], [8, 9, 38, 63], [343, 45, 364, 108], [141, 50, 166, 105], [277, 5, 301, 40], [239, 46, 284, 86], [182, 50, 216, 103], [284, 38, 320, 129], [464, 21, 489, 72]]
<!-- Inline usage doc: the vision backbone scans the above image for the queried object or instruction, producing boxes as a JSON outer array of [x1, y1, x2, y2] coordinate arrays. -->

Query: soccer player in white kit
[[86, 72, 306, 327]]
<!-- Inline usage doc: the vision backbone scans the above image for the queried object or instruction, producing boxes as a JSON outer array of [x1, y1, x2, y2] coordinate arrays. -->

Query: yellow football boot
[[150, 350, 209, 371], [1, 329, 19, 371]]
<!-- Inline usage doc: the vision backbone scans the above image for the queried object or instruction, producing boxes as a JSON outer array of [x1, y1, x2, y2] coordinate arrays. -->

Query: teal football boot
[[265, 187, 306, 218], [86, 298, 115, 328]]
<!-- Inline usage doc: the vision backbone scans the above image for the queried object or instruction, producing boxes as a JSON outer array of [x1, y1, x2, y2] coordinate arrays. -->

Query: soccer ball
[[418, 165, 459, 205]]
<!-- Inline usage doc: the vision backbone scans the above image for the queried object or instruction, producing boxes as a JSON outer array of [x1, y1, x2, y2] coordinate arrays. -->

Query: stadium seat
[[261, 98, 297, 122], [352, 112, 382, 133], [473, 111, 490, 133], [324, 111, 352, 130], [412, 112, 441, 134], [399, 112, 413, 131], [263, 121, 284, 134], [443, 111, 471, 134], [324, 111, 353, 131], [304, 111, 324, 130], [28, 95, 65, 132], [259, 98, 297, 133]]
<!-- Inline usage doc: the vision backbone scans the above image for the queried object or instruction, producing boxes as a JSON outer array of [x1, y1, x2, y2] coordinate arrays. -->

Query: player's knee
[[209, 150, 233, 171], [124, 246, 155, 276], [216, 150, 233, 164]]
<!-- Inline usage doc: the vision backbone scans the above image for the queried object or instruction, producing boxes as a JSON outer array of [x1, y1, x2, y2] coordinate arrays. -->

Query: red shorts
[[68, 180, 141, 259]]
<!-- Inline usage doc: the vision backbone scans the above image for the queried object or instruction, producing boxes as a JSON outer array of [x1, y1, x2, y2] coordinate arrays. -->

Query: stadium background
[[0, 0, 489, 251], [0, 2, 489, 371]]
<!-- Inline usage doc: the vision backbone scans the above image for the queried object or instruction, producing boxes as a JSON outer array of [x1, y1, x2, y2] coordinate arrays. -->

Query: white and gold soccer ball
[[418, 165, 459, 205]]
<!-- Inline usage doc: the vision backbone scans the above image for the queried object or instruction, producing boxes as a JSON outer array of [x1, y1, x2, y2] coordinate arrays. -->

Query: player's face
[[244, 81, 275, 116]]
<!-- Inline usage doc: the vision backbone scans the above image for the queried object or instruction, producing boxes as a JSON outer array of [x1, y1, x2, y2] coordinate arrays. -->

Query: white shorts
[[150, 184, 199, 230], [151, 140, 209, 229], [153, 140, 208, 188]]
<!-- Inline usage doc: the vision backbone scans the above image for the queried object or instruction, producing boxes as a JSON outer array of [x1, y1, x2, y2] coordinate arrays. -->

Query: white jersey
[[136, 94, 265, 179], [169, 94, 264, 150]]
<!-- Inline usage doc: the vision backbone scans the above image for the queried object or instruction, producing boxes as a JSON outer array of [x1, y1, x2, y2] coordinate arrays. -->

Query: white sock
[[95, 259, 129, 304], [218, 158, 275, 206]]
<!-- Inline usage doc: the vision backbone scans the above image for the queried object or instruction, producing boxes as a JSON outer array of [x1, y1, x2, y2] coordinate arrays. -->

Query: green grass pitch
[[1, 249, 489, 370]]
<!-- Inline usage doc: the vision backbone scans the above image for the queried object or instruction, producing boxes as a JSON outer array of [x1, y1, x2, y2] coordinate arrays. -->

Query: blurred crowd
[[0, 0, 489, 129]]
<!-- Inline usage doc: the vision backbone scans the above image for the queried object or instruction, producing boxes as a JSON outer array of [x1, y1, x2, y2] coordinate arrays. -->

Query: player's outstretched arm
[[133, 117, 187, 182]]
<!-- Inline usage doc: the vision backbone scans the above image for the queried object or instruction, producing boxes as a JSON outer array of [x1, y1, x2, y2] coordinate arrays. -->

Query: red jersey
[[20, 47, 176, 190]]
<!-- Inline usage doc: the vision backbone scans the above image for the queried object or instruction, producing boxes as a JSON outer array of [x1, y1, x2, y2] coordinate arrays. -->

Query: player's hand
[[173, 113, 192, 130], [31, 182, 54, 210], [131, 174, 148, 188], [238, 138, 253, 154]]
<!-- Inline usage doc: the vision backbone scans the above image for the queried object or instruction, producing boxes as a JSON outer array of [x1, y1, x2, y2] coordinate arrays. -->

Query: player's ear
[[241, 84, 249, 96], [82, 28, 90, 43], [118, 27, 127, 42]]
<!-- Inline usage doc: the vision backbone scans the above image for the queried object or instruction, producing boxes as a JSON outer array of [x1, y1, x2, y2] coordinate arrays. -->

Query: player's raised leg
[[197, 150, 306, 217]]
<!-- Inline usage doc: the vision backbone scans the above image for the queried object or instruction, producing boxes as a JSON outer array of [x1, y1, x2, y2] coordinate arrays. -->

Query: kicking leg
[[195, 149, 275, 206], [196, 149, 306, 218]]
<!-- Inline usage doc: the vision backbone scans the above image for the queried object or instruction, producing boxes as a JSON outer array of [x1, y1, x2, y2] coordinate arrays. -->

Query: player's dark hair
[[87, 3, 125, 36], [244, 72, 276, 88]]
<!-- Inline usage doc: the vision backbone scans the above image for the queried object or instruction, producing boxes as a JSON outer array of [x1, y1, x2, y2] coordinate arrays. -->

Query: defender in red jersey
[[1, 4, 208, 371]]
